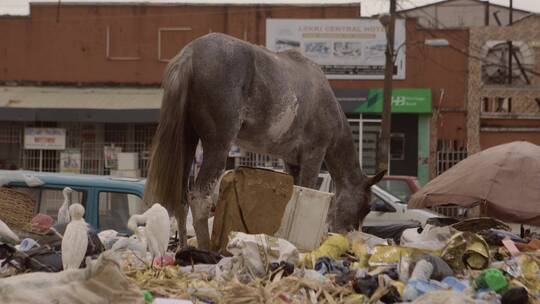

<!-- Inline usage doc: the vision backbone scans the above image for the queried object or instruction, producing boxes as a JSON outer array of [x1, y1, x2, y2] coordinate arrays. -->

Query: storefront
[[0, 86, 160, 177], [335, 88, 432, 184]]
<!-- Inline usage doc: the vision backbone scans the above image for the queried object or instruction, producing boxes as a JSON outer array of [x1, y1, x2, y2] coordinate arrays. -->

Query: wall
[[400, 0, 530, 28], [0, 3, 360, 85], [467, 16, 540, 152]]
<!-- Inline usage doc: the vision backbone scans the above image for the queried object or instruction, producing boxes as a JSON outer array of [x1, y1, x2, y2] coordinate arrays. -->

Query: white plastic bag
[[226, 232, 299, 278]]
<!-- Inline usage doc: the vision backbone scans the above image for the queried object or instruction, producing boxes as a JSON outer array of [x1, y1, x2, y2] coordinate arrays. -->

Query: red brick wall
[[0, 4, 468, 141], [0, 3, 359, 84]]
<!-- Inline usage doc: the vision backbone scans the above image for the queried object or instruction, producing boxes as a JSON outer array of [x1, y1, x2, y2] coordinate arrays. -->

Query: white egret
[[57, 187, 73, 225], [0, 219, 20, 245], [61, 203, 88, 270], [127, 203, 170, 265]]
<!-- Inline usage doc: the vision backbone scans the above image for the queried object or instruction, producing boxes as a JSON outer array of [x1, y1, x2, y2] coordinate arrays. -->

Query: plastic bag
[[368, 245, 428, 267], [302, 234, 349, 268], [400, 224, 454, 251], [226, 231, 299, 278]]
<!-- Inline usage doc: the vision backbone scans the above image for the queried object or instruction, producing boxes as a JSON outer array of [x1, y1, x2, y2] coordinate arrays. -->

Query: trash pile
[[1, 168, 540, 304], [117, 222, 540, 304]]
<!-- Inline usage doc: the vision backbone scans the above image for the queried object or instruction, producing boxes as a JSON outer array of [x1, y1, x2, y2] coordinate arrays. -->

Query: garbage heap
[[1, 167, 540, 304], [116, 224, 540, 304]]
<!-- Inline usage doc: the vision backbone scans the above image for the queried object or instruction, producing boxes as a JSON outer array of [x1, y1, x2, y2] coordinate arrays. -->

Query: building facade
[[467, 15, 540, 152], [397, 0, 530, 29], [0, 3, 468, 183]]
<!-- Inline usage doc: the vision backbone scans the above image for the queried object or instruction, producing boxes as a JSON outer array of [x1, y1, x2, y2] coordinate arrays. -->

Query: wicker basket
[[0, 187, 36, 231]]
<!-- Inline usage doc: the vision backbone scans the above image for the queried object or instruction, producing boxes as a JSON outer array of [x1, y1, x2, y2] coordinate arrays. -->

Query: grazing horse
[[144, 33, 385, 250]]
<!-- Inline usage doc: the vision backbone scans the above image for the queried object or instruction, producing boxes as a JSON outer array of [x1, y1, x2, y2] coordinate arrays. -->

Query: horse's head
[[331, 169, 386, 232], [357, 170, 387, 223]]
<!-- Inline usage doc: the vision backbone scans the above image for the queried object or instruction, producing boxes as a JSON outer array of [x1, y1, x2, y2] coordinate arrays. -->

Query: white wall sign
[[24, 128, 66, 150], [266, 19, 406, 80], [60, 149, 81, 173]]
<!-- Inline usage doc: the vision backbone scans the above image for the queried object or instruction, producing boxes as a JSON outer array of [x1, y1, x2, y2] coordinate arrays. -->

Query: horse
[[144, 33, 385, 250]]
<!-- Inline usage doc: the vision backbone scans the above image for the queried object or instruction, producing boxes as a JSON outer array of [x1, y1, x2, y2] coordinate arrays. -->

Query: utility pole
[[377, 0, 396, 173], [508, 0, 513, 84]]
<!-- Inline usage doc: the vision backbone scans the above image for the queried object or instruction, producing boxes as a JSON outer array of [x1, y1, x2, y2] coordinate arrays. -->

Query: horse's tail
[[144, 47, 196, 216]]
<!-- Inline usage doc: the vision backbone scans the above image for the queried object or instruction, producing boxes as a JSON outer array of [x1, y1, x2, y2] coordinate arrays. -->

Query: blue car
[[0, 170, 146, 234]]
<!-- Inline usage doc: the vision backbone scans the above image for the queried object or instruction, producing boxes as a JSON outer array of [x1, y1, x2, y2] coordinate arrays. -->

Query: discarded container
[[475, 268, 508, 293], [19, 238, 39, 252], [501, 237, 521, 256], [441, 232, 490, 271], [402, 260, 435, 301], [276, 186, 333, 251], [211, 168, 294, 255], [442, 276, 468, 292]]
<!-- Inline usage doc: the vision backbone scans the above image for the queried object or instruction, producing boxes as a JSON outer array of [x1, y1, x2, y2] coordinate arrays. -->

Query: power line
[[398, 0, 540, 77]]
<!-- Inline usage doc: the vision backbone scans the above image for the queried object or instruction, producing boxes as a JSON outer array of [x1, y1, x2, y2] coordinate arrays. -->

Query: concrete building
[[397, 0, 530, 28], [0, 2, 469, 183]]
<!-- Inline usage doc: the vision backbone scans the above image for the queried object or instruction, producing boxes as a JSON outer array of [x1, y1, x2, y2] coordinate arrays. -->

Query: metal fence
[[81, 142, 149, 177], [234, 152, 285, 170], [436, 140, 468, 176], [0, 122, 156, 177]]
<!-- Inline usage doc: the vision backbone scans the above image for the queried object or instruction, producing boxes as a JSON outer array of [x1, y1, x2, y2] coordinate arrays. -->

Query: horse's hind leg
[[190, 141, 234, 250]]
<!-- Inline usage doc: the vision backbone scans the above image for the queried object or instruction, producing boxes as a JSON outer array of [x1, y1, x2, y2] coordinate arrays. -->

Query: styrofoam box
[[116, 152, 139, 170], [276, 186, 334, 251]]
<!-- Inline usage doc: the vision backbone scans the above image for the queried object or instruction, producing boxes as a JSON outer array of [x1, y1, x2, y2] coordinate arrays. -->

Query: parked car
[[316, 172, 447, 228], [377, 175, 421, 203], [0, 170, 145, 234]]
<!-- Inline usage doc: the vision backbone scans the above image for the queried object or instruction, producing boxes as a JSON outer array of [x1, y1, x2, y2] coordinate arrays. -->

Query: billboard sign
[[266, 19, 406, 80]]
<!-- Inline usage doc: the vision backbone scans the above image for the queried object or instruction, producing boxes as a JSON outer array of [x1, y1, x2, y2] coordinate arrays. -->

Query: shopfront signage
[[24, 128, 66, 150], [335, 88, 432, 113], [266, 19, 406, 80]]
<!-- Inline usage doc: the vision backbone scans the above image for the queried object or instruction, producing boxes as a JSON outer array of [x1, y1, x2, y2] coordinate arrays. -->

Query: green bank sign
[[336, 88, 432, 114]]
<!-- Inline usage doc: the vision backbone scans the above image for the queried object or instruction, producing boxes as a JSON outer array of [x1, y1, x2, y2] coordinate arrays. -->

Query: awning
[[0, 86, 162, 123]]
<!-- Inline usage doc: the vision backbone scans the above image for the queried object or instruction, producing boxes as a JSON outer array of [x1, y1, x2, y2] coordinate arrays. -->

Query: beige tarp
[[0, 251, 144, 304], [409, 141, 540, 225]]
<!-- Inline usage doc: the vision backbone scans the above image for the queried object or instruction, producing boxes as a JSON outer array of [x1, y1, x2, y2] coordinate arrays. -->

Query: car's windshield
[[98, 191, 145, 233], [377, 180, 412, 203]]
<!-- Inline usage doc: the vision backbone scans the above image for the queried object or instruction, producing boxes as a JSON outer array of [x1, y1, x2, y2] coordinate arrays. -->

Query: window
[[98, 192, 144, 232], [377, 180, 412, 203], [12, 187, 85, 221], [390, 133, 405, 160]]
